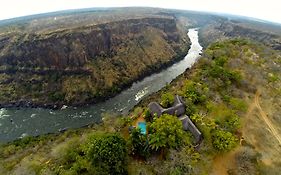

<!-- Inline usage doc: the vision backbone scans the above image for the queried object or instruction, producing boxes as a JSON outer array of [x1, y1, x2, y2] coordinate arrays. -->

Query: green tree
[[160, 92, 174, 108], [84, 133, 127, 175], [224, 114, 241, 133], [149, 114, 184, 151], [212, 129, 238, 152], [182, 80, 207, 104], [128, 128, 149, 158]]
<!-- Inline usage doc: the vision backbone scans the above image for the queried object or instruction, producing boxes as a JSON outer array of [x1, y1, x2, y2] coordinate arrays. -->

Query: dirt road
[[255, 91, 281, 145]]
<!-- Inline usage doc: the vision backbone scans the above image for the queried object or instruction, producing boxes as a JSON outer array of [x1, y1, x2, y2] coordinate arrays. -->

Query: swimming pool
[[138, 122, 146, 135]]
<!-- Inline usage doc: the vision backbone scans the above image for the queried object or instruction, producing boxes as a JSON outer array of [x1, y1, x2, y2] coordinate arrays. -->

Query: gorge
[[0, 28, 202, 143]]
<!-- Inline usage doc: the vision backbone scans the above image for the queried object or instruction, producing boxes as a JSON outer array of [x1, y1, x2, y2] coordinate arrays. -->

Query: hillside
[[1, 38, 280, 174], [199, 19, 281, 50], [0, 7, 281, 175], [0, 7, 254, 109], [0, 12, 190, 108]]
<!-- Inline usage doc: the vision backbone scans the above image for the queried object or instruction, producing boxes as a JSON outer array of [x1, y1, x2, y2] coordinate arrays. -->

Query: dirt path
[[255, 91, 281, 145], [212, 91, 281, 174], [211, 148, 241, 175]]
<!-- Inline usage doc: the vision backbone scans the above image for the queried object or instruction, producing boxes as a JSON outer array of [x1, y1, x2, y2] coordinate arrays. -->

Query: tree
[[149, 114, 184, 151], [224, 114, 241, 133], [128, 128, 149, 158], [84, 133, 127, 175], [160, 92, 174, 108], [212, 129, 238, 152], [182, 80, 207, 104]]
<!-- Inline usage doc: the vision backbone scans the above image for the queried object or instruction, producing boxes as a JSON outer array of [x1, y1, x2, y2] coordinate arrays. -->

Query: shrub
[[84, 133, 127, 175], [165, 146, 200, 175], [60, 139, 84, 167], [160, 92, 174, 108], [190, 113, 216, 143], [143, 108, 153, 122], [214, 56, 228, 66], [212, 129, 238, 152], [207, 102, 240, 133], [182, 80, 207, 104], [184, 99, 197, 116], [128, 128, 149, 158], [224, 114, 241, 133]]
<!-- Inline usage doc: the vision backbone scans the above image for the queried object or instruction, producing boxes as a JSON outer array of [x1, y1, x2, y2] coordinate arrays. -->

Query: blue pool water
[[138, 122, 146, 135]]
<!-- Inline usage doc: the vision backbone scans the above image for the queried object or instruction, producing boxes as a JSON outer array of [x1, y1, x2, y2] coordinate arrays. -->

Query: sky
[[0, 0, 280, 24]]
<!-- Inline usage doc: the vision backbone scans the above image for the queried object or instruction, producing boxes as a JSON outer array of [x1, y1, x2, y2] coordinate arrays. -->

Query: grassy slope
[[1, 39, 280, 174]]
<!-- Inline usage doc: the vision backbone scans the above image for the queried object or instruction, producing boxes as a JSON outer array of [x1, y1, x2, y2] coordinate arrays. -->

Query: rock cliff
[[0, 16, 189, 108], [199, 20, 281, 50]]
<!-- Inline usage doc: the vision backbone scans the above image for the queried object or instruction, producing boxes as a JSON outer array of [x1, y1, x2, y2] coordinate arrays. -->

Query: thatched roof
[[148, 95, 185, 117], [148, 102, 163, 117], [179, 115, 202, 143]]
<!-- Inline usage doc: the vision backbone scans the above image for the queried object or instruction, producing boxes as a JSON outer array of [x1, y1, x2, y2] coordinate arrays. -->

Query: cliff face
[[199, 20, 281, 50], [0, 17, 189, 107], [0, 17, 180, 68]]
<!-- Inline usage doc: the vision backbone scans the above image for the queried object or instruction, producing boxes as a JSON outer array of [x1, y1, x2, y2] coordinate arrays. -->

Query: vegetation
[[127, 128, 149, 158], [1, 38, 281, 174], [160, 92, 175, 108], [211, 129, 238, 152], [0, 16, 189, 107], [149, 114, 185, 151], [85, 133, 127, 175]]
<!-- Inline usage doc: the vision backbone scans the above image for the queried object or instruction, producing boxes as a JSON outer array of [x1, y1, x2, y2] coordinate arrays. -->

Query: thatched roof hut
[[148, 95, 202, 144], [179, 115, 202, 143], [148, 95, 185, 117]]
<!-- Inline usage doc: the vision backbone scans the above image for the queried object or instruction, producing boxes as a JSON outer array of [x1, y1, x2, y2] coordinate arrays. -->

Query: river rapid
[[0, 28, 202, 143]]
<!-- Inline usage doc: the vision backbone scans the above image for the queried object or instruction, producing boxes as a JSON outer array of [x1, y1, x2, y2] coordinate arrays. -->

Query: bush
[[128, 128, 150, 158], [190, 113, 216, 143], [60, 139, 84, 167], [214, 56, 228, 66], [160, 92, 174, 108], [224, 114, 241, 133], [207, 102, 240, 133], [212, 129, 238, 152], [182, 80, 207, 104], [84, 133, 127, 175], [169, 146, 200, 173], [184, 99, 197, 116], [143, 108, 153, 122]]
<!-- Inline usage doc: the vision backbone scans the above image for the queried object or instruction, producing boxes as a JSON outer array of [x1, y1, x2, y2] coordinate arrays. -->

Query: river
[[0, 28, 202, 143]]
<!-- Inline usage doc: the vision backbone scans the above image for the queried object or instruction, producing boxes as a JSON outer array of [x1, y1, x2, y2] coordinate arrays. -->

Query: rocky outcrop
[[0, 16, 190, 108], [0, 17, 181, 69]]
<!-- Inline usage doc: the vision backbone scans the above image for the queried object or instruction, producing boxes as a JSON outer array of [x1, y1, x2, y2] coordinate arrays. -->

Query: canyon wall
[[0, 17, 189, 107]]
